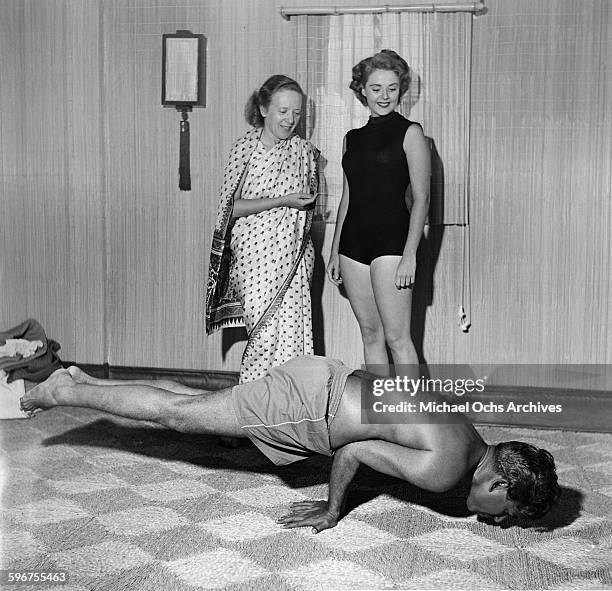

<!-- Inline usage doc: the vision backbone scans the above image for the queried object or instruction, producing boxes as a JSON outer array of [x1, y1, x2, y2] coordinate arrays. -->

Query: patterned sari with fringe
[[206, 129, 319, 382]]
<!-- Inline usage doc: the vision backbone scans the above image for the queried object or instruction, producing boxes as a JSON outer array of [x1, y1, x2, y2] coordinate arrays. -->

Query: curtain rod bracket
[[280, 2, 485, 20]]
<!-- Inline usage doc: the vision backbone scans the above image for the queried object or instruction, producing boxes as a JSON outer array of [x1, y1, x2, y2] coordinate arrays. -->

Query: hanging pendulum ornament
[[161, 30, 207, 191], [178, 107, 191, 191]]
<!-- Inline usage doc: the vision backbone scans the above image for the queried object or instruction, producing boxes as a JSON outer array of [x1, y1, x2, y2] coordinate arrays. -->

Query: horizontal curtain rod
[[281, 2, 485, 20]]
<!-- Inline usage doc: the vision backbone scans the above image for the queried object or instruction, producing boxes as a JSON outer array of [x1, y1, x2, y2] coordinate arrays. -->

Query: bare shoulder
[[403, 122, 427, 148], [385, 420, 433, 449], [403, 123, 430, 173], [393, 418, 479, 454]]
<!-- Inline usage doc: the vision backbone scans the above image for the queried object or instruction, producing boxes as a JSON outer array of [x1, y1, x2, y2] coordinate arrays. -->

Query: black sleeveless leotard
[[339, 111, 416, 265]]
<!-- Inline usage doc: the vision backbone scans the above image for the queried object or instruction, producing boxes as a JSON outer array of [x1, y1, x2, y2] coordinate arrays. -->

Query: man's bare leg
[[20, 369, 244, 438], [68, 366, 202, 395], [66, 366, 243, 448]]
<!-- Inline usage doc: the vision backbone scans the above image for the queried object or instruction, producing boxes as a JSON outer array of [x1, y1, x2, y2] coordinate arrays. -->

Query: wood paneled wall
[[101, 1, 298, 369], [0, 0, 105, 362], [466, 0, 611, 365], [1, 0, 610, 377]]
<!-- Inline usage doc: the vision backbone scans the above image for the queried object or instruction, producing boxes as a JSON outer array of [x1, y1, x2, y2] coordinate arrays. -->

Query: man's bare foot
[[20, 369, 73, 415], [67, 365, 97, 385]]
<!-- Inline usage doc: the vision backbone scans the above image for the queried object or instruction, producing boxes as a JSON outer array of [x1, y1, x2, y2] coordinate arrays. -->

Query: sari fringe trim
[[205, 129, 260, 335]]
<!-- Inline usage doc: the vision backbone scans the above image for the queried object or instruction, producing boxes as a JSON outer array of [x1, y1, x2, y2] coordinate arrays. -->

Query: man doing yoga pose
[[21, 355, 560, 532]]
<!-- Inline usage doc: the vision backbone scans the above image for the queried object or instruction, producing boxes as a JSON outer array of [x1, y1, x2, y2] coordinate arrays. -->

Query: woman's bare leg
[[339, 255, 390, 374], [370, 256, 419, 376], [20, 369, 244, 437]]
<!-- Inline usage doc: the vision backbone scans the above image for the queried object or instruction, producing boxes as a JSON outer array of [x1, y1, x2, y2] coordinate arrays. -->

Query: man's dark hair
[[494, 441, 561, 519]]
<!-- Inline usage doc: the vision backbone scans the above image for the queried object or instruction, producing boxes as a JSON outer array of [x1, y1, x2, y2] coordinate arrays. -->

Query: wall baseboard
[[463, 385, 611, 433], [66, 363, 611, 433]]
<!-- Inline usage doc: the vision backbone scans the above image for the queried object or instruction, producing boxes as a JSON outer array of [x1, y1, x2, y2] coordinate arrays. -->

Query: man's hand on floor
[[277, 500, 339, 534]]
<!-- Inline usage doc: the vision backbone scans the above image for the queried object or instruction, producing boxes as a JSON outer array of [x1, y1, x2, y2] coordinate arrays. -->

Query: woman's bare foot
[[20, 368, 73, 415], [67, 365, 97, 385]]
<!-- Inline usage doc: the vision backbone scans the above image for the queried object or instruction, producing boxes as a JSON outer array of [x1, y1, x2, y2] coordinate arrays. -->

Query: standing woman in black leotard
[[327, 50, 430, 374]]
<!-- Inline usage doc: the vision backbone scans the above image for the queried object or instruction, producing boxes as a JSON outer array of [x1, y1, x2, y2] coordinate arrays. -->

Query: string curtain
[[296, 11, 473, 225]]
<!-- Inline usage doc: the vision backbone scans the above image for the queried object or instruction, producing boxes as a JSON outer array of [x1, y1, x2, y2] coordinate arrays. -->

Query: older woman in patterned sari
[[206, 75, 319, 383]]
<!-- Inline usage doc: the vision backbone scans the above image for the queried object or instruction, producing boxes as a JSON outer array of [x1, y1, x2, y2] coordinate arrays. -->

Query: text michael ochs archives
[[366, 376, 563, 415]]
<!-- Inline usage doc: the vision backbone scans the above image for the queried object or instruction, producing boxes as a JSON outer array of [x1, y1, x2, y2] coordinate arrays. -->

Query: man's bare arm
[[277, 444, 359, 533], [277, 440, 462, 532], [347, 439, 463, 492]]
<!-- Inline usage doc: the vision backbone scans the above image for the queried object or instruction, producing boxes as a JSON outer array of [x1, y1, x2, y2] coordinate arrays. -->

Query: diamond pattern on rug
[[408, 528, 512, 561], [0, 529, 45, 564], [281, 558, 394, 590], [199, 511, 286, 542], [553, 459, 577, 474], [555, 512, 610, 533], [5, 497, 89, 525], [165, 548, 268, 589], [51, 540, 153, 577], [347, 493, 407, 517], [83, 450, 153, 469], [132, 478, 217, 501], [96, 506, 188, 536], [7, 446, 82, 465], [399, 568, 505, 590], [584, 461, 612, 477], [575, 443, 612, 458], [598, 486, 612, 499], [1, 465, 39, 483], [548, 577, 610, 590], [14, 586, 90, 591], [295, 516, 400, 551], [407, 502, 479, 523], [527, 536, 612, 571], [47, 472, 128, 494], [161, 458, 220, 477], [2, 407, 611, 590], [228, 484, 309, 508]]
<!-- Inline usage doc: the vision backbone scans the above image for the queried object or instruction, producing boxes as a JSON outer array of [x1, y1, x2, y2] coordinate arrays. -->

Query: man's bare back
[[331, 374, 487, 484]]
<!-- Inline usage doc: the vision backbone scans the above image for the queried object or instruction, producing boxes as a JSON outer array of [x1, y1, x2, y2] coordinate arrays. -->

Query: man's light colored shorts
[[231, 356, 354, 465]]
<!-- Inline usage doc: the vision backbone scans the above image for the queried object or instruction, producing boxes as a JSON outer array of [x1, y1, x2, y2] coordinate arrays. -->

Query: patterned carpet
[[1, 406, 611, 591]]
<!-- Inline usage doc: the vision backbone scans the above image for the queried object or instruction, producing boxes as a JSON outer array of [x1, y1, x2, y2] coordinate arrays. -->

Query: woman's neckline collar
[[258, 129, 293, 149], [368, 110, 400, 124]]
